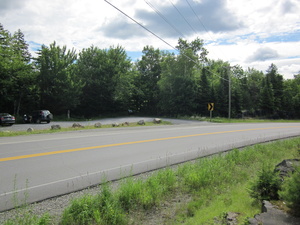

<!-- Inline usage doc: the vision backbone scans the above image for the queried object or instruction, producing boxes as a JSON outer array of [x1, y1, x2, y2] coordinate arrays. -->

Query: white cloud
[[0, 0, 299, 79], [246, 47, 279, 62]]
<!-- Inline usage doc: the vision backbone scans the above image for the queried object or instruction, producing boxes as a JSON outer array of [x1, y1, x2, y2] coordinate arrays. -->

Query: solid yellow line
[[1, 126, 299, 162]]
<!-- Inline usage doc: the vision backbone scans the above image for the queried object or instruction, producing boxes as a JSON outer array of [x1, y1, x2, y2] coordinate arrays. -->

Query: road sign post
[[208, 103, 214, 122]]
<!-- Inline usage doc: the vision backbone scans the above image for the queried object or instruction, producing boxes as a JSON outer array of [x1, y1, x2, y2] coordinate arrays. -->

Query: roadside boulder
[[27, 127, 34, 132], [274, 159, 300, 180], [122, 122, 130, 126], [94, 122, 102, 128], [51, 125, 61, 130], [153, 118, 161, 124], [137, 120, 145, 125], [112, 123, 119, 127], [72, 123, 84, 128]]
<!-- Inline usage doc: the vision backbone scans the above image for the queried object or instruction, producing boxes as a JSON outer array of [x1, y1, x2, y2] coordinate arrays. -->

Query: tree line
[[1, 23, 300, 119]]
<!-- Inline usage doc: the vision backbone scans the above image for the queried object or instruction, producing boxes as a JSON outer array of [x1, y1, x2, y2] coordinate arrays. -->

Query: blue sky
[[0, 0, 299, 79]]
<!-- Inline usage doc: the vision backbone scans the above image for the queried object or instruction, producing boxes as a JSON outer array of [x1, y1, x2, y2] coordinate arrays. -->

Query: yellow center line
[[1, 126, 299, 162]]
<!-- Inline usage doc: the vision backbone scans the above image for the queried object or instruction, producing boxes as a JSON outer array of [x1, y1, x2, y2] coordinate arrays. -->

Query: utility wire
[[185, 0, 211, 38], [168, 0, 197, 34], [144, 0, 185, 38], [185, 0, 229, 62], [103, 0, 229, 82]]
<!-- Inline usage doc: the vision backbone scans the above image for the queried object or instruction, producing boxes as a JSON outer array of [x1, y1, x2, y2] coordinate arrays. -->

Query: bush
[[61, 183, 127, 225], [248, 164, 281, 201], [61, 194, 98, 225], [279, 166, 300, 214]]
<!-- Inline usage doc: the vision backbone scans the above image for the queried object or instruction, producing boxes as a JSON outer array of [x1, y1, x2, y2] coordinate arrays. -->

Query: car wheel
[[47, 120, 50, 123]]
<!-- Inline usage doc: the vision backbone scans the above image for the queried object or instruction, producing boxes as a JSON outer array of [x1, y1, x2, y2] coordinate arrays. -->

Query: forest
[[1, 23, 300, 119]]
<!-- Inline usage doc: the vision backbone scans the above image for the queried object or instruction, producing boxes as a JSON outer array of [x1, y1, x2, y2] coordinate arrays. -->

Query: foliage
[[2, 22, 300, 119], [61, 183, 127, 225], [279, 166, 300, 213], [35, 41, 83, 115], [117, 168, 177, 210], [75, 45, 132, 117], [248, 164, 281, 201], [3, 212, 51, 225]]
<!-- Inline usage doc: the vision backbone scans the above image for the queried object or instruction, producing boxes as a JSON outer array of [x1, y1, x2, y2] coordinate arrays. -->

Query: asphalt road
[[0, 119, 300, 212]]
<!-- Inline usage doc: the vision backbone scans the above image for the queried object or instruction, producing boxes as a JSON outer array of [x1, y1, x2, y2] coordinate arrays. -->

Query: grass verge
[[0, 121, 172, 137], [178, 115, 300, 123], [3, 137, 300, 225]]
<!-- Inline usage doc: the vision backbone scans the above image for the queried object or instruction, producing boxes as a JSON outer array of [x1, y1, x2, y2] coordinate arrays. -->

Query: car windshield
[[0, 113, 10, 116]]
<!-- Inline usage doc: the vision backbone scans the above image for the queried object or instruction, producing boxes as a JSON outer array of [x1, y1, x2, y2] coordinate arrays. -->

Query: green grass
[[0, 121, 172, 137], [3, 137, 300, 225], [178, 115, 300, 123], [209, 118, 300, 123]]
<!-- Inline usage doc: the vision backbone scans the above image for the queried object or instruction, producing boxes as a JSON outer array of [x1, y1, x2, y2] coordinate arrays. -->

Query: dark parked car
[[30, 110, 53, 123], [0, 113, 15, 126]]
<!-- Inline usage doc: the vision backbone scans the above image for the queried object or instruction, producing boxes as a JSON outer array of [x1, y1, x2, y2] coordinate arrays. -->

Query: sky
[[0, 0, 299, 79]]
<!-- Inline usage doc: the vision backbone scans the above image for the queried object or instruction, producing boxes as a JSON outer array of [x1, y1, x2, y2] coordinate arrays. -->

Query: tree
[[242, 68, 264, 116], [158, 38, 208, 116], [158, 52, 198, 115], [35, 42, 83, 115], [197, 67, 212, 115], [76, 45, 132, 117], [135, 46, 162, 114], [260, 77, 275, 116], [0, 23, 14, 112], [266, 64, 284, 114], [0, 24, 36, 115], [216, 66, 230, 117]]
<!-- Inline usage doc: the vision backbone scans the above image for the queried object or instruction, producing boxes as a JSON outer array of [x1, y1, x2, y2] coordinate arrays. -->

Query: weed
[[279, 165, 300, 215], [248, 164, 282, 201]]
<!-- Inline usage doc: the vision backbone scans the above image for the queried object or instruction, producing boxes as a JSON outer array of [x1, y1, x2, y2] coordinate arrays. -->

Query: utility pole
[[228, 68, 231, 120]]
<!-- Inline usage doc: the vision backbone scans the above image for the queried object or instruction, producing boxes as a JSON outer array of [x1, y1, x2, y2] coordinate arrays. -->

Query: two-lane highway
[[1, 121, 300, 211]]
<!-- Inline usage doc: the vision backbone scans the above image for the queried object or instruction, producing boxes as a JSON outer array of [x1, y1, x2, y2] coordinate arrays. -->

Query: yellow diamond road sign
[[208, 103, 214, 111]]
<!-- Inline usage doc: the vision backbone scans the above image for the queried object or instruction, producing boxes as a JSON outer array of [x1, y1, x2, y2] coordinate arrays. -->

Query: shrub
[[279, 166, 300, 214], [61, 194, 98, 225], [61, 183, 127, 225], [248, 164, 281, 201]]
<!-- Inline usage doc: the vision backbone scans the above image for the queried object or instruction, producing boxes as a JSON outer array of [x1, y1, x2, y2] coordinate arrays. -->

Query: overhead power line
[[168, 0, 197, 34], [103, 0, 229, 82], [144, 0, 185, 38], [103, 0, 201, 67]]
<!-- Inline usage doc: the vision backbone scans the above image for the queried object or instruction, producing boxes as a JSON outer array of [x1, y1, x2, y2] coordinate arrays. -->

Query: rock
[[27, 128, 34, 132], [248, 200, 300, 225], [153, 118, 161, 124], [112, 123, 119, 127], [94, 122, 102, 128], [122, 122, 130, 126], [137, 120, 145, 125], [226, 212, 240, 225], [72, 123, 84, 128], [51, 125, 61, 130], [274, 159, 300, 180]]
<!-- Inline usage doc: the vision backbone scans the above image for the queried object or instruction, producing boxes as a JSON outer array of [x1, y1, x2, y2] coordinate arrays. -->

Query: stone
[[274, 159, 300, 180], [112, 123, 119, 127], [137, 120, 145, 125], [248, 200, 300, 225], [51, 125, 61, 130], [94, 122, 102, 128], [27, 128, 34, 132], [122, 122, 130, 126], [153, 118, 161, 124], [72, 123, 84, 128]]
